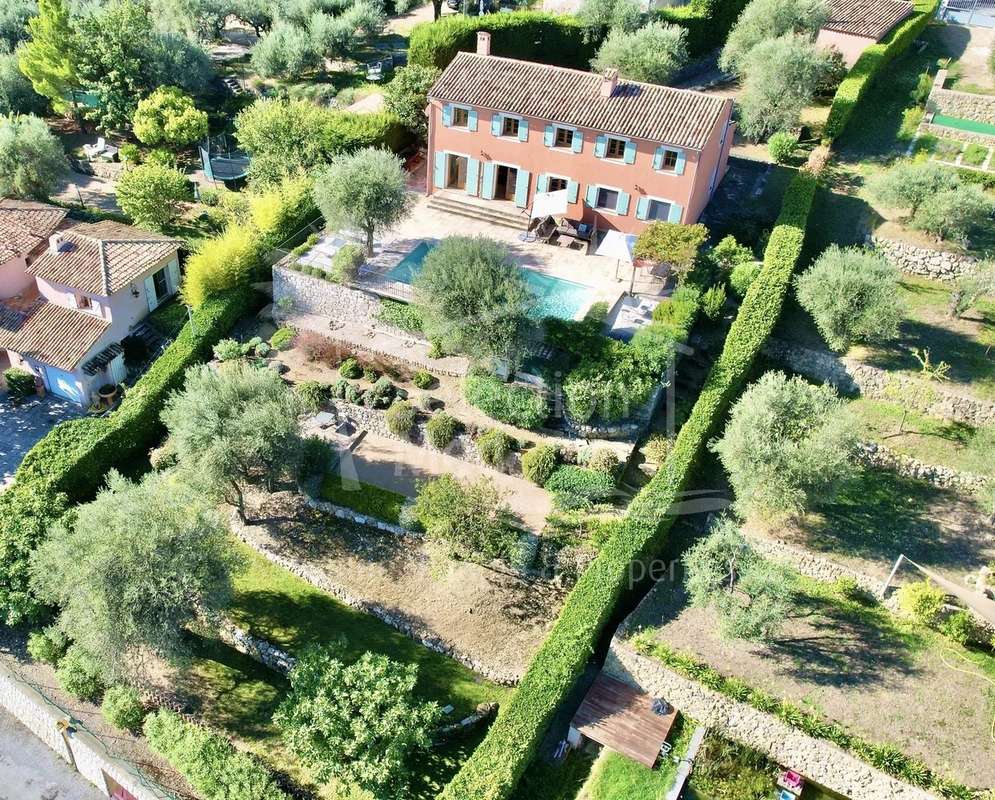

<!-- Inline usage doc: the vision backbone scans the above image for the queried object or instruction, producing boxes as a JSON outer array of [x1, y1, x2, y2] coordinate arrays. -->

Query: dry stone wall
[[870, 237, 978, 281], [274, 265, 382, 325], [605, 640, 940, 800], [927, 70, 995, 124], [856, 441, 989, 492]]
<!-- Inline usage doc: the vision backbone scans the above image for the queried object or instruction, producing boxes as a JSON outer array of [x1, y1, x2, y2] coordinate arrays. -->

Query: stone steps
[[427, 192, 529, 231]]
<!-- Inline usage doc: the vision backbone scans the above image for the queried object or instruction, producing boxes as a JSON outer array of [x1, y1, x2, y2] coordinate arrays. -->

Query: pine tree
[[18, 0, 80, 120]]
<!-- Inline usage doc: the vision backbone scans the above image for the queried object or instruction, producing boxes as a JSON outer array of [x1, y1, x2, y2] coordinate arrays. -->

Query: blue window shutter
[[567, 180, 579, 203], [491, 113, 502, 136], [572, 131, 583, 153], [466, 158, 480, 196], [144, 275, 158, 312], [166, 258, 181, 294], [616, 191, 630, 215], [468, 109, 478, 132], [668, 202, 683, 223], [623, 140, 636, 165], [433, 151, 446, 188], [585, 185, 597, 206], [537, 173, 548, 192], [514, 169, 530, 208], [481, 162, 496, 199], [594, 135, 607, 158], [674, 149, 686, 175], [518, 119, 528, 142], [442, 104, 452, 127], [544, 124, 554, 147], [636, 197, 649, 220], [653, 146, 664, 171]]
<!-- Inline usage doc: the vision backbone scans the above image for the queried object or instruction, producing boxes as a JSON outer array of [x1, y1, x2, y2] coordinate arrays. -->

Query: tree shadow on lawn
[[799, 467, 983, 572]]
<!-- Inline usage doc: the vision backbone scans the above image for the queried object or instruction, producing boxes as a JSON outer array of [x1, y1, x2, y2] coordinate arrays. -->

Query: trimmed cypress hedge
[[0, 288, 253, 625], [657, 0, 752, 58], [823, 0, 939, 142], [408, 12, 597, 70], [438, 170, 818, 800]]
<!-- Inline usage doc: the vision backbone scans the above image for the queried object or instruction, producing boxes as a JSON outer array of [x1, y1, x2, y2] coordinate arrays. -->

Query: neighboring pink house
[[815, 0, 913, 66], [425, 34, 735, 235], [0, 202, 182, 406]]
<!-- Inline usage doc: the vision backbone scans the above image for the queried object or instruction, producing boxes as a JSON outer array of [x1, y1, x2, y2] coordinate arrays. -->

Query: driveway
[[0, 708, 103, 800], [0, 395, 84, 489]]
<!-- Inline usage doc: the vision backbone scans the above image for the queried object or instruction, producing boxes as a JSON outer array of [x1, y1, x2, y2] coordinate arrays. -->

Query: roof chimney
[[600, 68, 618, 98], [48, 233, 64, 255], [477, 31, 491, 56]]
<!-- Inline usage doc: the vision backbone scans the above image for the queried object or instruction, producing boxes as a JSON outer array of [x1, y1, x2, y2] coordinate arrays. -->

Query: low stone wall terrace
[[870, 236, 979, 282]]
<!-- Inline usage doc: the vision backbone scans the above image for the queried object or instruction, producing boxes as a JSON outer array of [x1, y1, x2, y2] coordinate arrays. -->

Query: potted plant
[[98, 383, 118, 403]]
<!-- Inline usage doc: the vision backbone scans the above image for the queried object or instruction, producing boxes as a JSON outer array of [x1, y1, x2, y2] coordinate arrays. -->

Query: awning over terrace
[[569, 672, 677, 768]]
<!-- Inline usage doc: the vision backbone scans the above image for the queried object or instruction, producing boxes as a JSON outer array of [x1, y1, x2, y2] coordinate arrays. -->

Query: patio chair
[[366, 61, 384, 81], [83, 137, 107, 160]]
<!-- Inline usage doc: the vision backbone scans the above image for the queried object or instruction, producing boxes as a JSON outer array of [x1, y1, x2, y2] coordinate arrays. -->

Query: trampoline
[[199, 132, 250, 183]]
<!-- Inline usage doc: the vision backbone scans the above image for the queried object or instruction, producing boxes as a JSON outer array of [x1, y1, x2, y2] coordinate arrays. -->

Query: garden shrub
[[767, 131, 798, 164], [56, 645, 105, 701], [101, 685, 145, 732], [270, 326, 296, 350], [656, 0, 751, 58], [897, 580, 945, 626], [651, 285, 701, 333], [477, 428, 515, 468], [941, 610, 983, 645], [581, 447, 620, 477], [426, 412, 459, 450], [331, 243, 364, 283], [27, 627, 67, 665], [296, 380, 328, 412], [298, 331, 338, 363], [182, 224, 266, 308], [413, 370, 434, 389], [339, 357, 362, 379], [385, 400, 417, 437], [144, 710, 289, 800], [331, 377, 350, 399], [364, 376, 396, 409], [377, 299, 423, 334], [409, 12, 595, 70], [344, 383, 364, 405], [643, 433, 672, 464], [701, 284, 727, 321], [729, 261, 762, 298], [212, 338, 242, 362], [464, 372, 548, 430], [521, 444, 558, 487], [544, 466, 616, 506], [300, 435, 333, 478], [363, 366, 378, 382], [3, 367, 35, 399]]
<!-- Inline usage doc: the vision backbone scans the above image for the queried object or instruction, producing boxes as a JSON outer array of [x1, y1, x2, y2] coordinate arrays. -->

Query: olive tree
[[794, 245, 904, 352], [576, 0, 643, 42], [949, 261, 995, 318], [274, 642, 440, 799], [869, 160, 960, 217], [0, 51, 47, 116], [313, 147, 412, 256], [0, 113, 66, 198], [912, 183, 994, 244], [29, 470, 242, 685], [709, 371, 858, 519], [591, 21, 688, 85], [684, 517, 796, 641], [719, 0, 828, 75]]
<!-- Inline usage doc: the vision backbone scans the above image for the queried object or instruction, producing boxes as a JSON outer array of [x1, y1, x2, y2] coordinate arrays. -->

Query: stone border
[[870, 236, 978, 282], [606, 640, 940, 800], [303, 493, 419, 538], [747, 535, 888, 597], [856, 441, 988, 493], [0, 660, 173, 800], [230, 512, 522, 686], [220, 621, 297, 675]]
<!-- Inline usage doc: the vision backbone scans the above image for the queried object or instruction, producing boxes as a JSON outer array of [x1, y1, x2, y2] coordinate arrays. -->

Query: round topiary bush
[[477, 428, 515, 468], [295, 380, 328, 412], [582, 447, 621, 477], [521, 444, 558, 486], [729, 261, 761, 298], [413, 370, 434, 389], [101, 685, 146, 731], [344, 383, 364, 405], [27, 627, 68, 666], [364, 376, 396, 409], [212, 338, 243, 362], [363, 366, 378, 382], [385, 400, 418, 438], [897, 580, 945, 626], [426, 411, 459, 450], [768, 131, 798, 164], [270, 326, 296, 350], [339, 357, 362, 379], [643, 433, 672, 464], [331, 378, 350, 399], [56, 645, 105, 701]]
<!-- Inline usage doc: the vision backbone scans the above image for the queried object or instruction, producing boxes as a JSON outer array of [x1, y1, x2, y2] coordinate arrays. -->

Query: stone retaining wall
[[274, 266, 382, 326], [748, 536, 888, 596], [927, 70, 995, 125], [230, 513, 523, 685], [605, 640, 939, 800], [857, 441, 988, 493], [304, 493, 418, 537], [920, 121, 995, 146], [870, 236, 978, 281], [763, 338, 995, 427], [0, 660, 172, 800], [220, 622, 297, 674]]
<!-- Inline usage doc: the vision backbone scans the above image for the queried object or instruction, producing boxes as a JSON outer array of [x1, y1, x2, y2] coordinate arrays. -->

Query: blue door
[[43, 365, 82, 403]]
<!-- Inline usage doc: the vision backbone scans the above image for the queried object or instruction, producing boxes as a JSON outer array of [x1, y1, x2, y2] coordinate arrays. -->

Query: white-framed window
[[646, 198, 672, 221], [595, 186, 619, 210], [452, 106, 470, 128], [661, 150, 679, 171], [553, 127, 574, 148], [501, 116, 520, 138], [605, 136, 627, 160]]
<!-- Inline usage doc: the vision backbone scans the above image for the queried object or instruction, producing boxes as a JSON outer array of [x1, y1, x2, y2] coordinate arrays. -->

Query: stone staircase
[[427, 190, 530, 231]]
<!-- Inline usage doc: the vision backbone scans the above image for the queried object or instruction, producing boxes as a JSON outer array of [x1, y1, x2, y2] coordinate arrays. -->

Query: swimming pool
[[383, 241, 596, 320]]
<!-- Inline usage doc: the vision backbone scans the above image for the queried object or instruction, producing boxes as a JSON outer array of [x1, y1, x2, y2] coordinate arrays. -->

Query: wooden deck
[[571, 673, 677, 768]]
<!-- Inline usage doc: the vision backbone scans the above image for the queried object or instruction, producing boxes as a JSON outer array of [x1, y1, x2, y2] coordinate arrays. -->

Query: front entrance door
[[495, 165, 518, 200], [446, 154, 468, 190]]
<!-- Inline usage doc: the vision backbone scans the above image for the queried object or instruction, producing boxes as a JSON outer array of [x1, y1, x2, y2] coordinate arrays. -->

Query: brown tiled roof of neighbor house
[[27, 220, 180, 296], [823, 0, 913, 39], [428, 53, 730, 151], [0, 299, 110, 371], [0, 200, 68, 263]]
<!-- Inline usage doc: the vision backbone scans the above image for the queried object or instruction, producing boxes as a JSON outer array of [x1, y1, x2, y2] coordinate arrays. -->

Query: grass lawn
[[511, 752, 596, 800], [146, 298, 189, 339], [962, 142, 990, 168], [580, 751, 678, 800], [178, 543, 513, 798], [319, 473, 407, 523]]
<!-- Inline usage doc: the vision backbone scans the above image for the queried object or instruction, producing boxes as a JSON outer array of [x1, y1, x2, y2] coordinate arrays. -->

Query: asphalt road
[[0, 708, 103, 800]]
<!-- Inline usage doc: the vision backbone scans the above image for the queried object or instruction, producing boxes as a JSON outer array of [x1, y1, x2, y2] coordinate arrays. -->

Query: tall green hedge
[[408, 12, 596, 70], [823, 0, 939, 142], [439, 171, 818, 800], [657, 0, 752, 58], [0, 288, 253, 625]]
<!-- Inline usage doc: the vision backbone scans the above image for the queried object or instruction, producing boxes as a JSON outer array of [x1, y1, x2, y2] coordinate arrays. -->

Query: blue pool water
[[383, 241, 595, 320]]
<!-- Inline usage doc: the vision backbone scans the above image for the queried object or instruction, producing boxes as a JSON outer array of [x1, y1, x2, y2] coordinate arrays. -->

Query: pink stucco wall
[[816, 28, 876, 67], [426, 96, 734, 234], [0, 256, 34, 300]]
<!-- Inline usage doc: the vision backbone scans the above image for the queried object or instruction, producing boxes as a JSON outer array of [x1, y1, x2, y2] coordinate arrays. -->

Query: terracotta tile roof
[[0, 200, 68, 263], [0, 299, 110, 371], [428, 53, 729, 151], [823, 0, 913, 38], [27, 220, 180, 296]]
